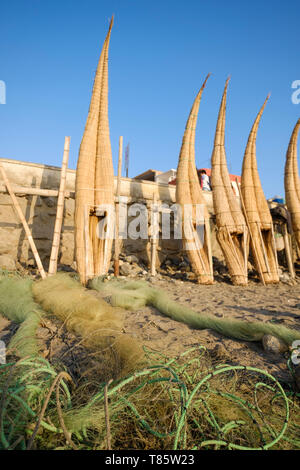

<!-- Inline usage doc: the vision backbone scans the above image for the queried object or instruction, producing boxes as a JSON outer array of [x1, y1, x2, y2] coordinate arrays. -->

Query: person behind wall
[[199, 169, 212, 191]]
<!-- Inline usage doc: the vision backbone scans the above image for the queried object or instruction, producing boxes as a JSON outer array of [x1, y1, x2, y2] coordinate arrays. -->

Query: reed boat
[[284, 118, 300, 254], [75, 18, 114, 284], [241, 95, 279, 284], [176, 75, 214, 284], [211, 79, 248, 286]]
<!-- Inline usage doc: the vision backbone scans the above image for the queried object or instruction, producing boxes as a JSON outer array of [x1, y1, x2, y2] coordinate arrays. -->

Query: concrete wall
[[0, 158, 221, 272]]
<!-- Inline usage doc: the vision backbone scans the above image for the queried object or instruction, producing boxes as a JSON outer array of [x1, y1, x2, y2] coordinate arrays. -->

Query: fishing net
[[90, 277, 300, 346], [32, 273, 144, 376], [0, 276, 43, 357]]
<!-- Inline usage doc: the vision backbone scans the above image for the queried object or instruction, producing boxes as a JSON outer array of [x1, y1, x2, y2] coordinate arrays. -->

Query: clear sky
[[0, 0, 299, 198]]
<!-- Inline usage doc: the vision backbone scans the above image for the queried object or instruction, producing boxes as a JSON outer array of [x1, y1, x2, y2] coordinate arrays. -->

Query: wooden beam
[[151, 193, 158, 276], [0, 163, 46, 278], [48, 137, 70, 275], [114, 136, 123, 276]]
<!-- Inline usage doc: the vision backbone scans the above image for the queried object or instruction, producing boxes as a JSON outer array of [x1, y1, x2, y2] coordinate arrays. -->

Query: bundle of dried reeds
[[284, 118, 300, 252], [241, 95, 279, 284], [75, 17, 114, 284], [211, 79, 248, 286], [176, 75, 213, 284]]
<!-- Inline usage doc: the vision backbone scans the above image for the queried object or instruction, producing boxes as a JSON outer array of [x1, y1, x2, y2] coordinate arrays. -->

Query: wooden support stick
[[104, 379, 113, 450], [270, 223, 280, 277], [190, 219, 206, 272], [283, 223, 295, 279], [257, 222, 271, 274], [236, 178, 265, 285], [0, 184, 73, 198], [84, 204, 91, 284], [151, 193, 158, 276], [48, 136, 70, 275], [205, 218, 213, 277], [0, 162, 46, 279], [114, 136, 123, 276], [243, 225, 248, 277]]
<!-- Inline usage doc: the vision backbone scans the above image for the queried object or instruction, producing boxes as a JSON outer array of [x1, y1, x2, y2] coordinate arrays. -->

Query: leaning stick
[[0, 162, 46, 279], [104, 379, 113, 450], [114, 136, 123, 276], [191, 219, 208, 273], [283, 223, 295, 279], [151, 193, 158, 276], [270, 223, 280, 277], [205, 218, 213, 277], [84, 204, 91, 284], [257, 222, 271, 274], [236, 178, 265, 285], [48, 136, 70, 275]]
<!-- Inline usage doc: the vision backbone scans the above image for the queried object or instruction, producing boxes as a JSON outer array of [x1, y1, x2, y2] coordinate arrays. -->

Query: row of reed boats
[[74, 18, 300, 286]]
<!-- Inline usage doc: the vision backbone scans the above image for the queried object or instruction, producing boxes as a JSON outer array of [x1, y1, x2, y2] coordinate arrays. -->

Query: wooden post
[[114, 136, 123, 276], [270, 223, 280, 277], [84, 204, 91, 285], [243, 226, 248, 277], [283, 223, 295, 279], [257, 221, 271, 274], [48, 136, 70, 275], [0, 162, 46, 279], [205, 218, 214, 278], [151, 193, 158, 276]]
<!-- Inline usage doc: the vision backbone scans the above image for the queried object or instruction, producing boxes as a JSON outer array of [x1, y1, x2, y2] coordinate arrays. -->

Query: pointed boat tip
[[223, 76, 231, 94], [259, 93, 270, 112], [201, 73, 211, 89], [109, 14, 114, 29]]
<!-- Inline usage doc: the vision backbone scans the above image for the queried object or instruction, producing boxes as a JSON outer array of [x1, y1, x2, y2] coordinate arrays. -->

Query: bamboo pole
[[0, 163, 46, 279], [270, 223, 280, 277], [243, 226, 248, 277], [205, 218, 214, 277], [48, 136, 71, 275], [114, 136, 123, 276], [257, 222, 271, 274], [84, 204, 91, 284], [283, 223, 295, 279], [190, 218, 206, 272], [151, 193, 158, 276], [0, 185, 74, 198], [104, 379, 113, 450]]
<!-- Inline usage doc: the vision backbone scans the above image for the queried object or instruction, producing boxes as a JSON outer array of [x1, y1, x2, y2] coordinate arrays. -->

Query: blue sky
[[0, 0, 299, 198]]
